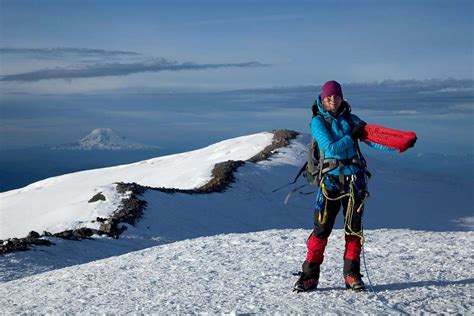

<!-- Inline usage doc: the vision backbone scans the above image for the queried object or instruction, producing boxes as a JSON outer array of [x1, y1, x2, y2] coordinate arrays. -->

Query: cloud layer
[[220, 78, 474, 115], [0, 47, 141, 58], [0, 59, 267, 82]]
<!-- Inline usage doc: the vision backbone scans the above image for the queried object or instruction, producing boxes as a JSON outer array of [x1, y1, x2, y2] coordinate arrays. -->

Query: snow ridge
[[0, 131, 288, 241]]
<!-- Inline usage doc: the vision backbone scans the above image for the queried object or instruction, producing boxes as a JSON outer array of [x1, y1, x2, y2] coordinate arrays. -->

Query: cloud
[[228, 78, 474, 95], [343, 78, 474, 93], [0, 47, 141, 59], [219, 78, 474, 115], [452, 216, 474, 230], [0, 59, 268, 82]]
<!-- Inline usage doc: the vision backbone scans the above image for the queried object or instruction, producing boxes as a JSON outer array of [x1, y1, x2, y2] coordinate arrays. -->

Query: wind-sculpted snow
[[0, 229, 472, 314]]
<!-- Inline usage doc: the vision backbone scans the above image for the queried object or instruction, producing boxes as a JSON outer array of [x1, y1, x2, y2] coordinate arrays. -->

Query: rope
[[362, 245, 410, 315], [325, 176, 409, 313], [321, 180, 365, 244], [344, 182, 365, 244], [318, 170, 407, 313]]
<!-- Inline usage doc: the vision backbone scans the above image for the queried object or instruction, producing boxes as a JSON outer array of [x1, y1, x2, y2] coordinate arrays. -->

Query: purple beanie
[[320, 80, 343, 100]]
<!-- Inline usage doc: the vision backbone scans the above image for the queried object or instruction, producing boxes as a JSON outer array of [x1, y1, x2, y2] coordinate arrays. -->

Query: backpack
[[301, 119, 331, 187], [302, 100, 358, 186], [276, 100, 368, 195]]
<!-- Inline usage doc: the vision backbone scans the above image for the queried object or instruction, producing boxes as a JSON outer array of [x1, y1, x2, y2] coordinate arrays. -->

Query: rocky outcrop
[[196, 160, 246, 193], [53, 228, 95, 240], [88, 192, 106, 203], [0, 182, 148, 254], [248, 129, 299, 163], [102, 182, 147, 237], [148, 129, 299, 195], [0, 231, 53, 254]]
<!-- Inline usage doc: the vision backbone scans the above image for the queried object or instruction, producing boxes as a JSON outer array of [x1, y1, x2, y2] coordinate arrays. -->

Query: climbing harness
[[320, 175, 366, 244]]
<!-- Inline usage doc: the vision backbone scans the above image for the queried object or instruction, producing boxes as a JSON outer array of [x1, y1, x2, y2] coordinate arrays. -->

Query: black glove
[[351, 122, 367, 141], [407, 137, 417, 148]]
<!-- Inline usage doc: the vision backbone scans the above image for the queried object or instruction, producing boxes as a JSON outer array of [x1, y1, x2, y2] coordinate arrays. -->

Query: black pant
[[313, 187, 364, 239]]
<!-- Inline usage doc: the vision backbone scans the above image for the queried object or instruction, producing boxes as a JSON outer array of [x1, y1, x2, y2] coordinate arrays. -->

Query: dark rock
[[53, 228, 95, 240], [24, 230, 53, 247], [196, 160, 245, 193], [116, 182, 146, 195], [111, 182, 148, 227], [0, 235, 52, 254], [0, 240, 28, 254], [248, 129, 299, 163], [43, 231, 52, 236], [98, 218, 126, 239], [27, 231, 40, 239], [74, 227, 94, 239], [54, 230, 76, 240], [114, 198, 147, 225], [98, 223, 111, 234], [88, 192, 106, 203]]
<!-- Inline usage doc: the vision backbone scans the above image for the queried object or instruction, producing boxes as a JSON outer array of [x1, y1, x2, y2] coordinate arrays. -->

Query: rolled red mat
[[362, 124, 417, 152]]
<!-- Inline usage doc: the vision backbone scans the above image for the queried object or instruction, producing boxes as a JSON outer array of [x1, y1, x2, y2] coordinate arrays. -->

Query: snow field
[[0, 229, 472, 314]]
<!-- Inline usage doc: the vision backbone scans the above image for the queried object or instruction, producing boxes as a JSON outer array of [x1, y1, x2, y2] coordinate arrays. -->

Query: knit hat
[[320, 80, 343, 100]]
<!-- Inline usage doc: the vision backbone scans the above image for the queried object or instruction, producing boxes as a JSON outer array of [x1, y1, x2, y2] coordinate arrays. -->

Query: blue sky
[[1, 0, 472, 93], [0, 0, 473, 154]]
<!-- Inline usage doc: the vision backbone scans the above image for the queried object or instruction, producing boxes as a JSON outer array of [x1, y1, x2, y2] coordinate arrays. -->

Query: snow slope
[[0, 131, 472, 314], [0, 132, 274, 239], [1, 229, 472, 314]]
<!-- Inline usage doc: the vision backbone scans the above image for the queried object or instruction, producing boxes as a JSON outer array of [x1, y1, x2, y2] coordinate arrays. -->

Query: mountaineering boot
[[343, 258, 365, 291], [293, 272, 319, 293], [293, 261, 320, 292], [344, 273, 365, 291]]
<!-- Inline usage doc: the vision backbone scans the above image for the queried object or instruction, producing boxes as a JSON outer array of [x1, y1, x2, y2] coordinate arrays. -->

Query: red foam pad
[[362, 124, 417, 152]]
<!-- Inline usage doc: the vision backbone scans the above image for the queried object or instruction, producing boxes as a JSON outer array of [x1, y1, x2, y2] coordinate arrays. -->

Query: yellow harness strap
[[321, 180, 365, 244]]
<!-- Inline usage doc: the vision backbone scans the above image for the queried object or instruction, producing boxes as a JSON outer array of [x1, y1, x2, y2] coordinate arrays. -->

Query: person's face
[[322, 95, 342, 115]]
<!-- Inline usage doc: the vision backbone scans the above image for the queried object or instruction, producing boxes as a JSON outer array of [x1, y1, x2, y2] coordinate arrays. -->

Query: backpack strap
[[272, 162, 307, 193], [341, 105, 370, 173], [318, 103, 372, 191]]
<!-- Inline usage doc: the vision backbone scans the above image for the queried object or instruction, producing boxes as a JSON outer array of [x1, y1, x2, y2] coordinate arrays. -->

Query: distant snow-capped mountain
[[52, 128, 158, 150]]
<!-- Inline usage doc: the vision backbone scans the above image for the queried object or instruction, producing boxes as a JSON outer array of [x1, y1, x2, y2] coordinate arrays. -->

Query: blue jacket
[[310, 96, 391, 178]]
